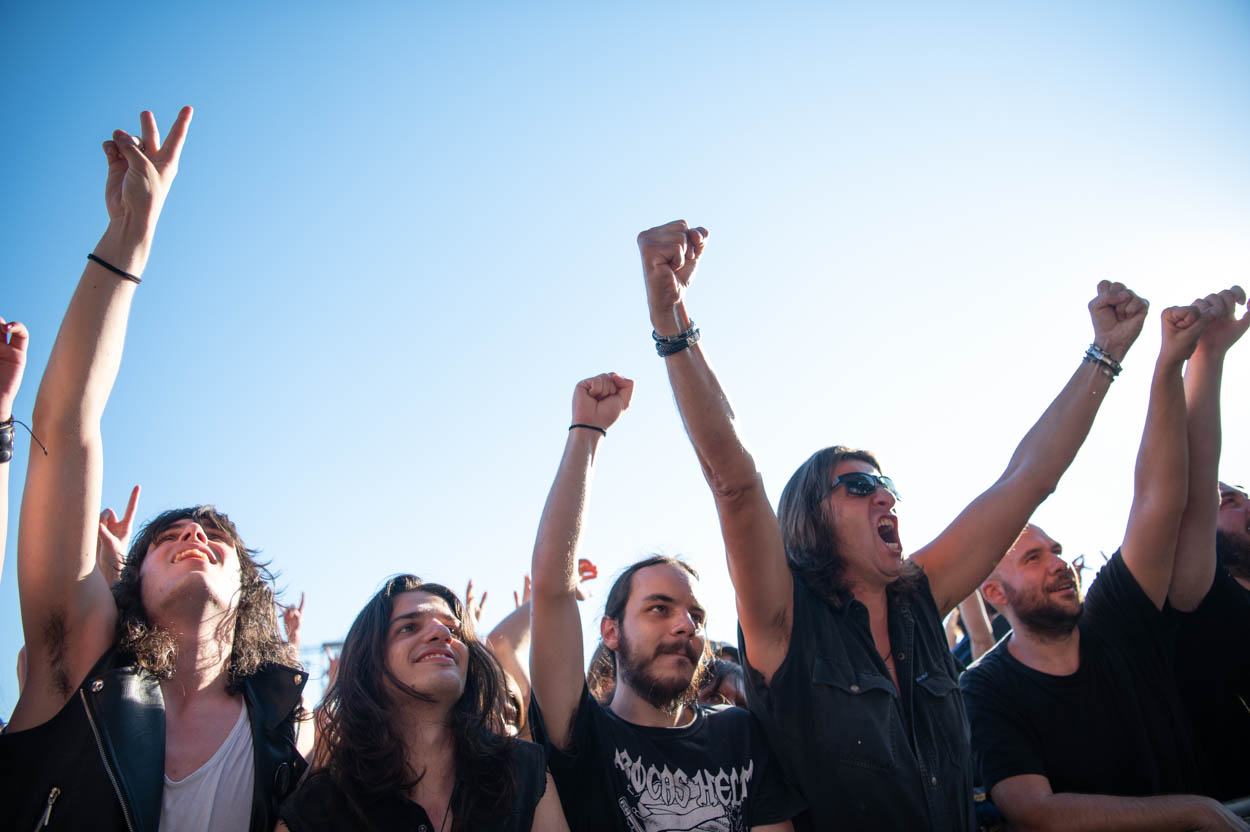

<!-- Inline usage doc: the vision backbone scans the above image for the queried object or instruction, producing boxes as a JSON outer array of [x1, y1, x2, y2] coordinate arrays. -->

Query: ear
[[980, 579, 1007, 610], [600, 616, 619, 651]]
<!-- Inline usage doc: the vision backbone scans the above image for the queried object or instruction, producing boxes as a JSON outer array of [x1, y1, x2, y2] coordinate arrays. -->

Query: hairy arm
[[637, 221, 793, 683], [991, 774, 1246, 832], [915, 281, 1148, 617], [529, 373, 632, 749], [1170, 288, 1250, 611], [12, 107, 192, 730]]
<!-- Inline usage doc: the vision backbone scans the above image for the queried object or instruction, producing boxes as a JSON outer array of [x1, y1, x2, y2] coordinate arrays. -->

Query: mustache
[[653, 639, 701, 663]]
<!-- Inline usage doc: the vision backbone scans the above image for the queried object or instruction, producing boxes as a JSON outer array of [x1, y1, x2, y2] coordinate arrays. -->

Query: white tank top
[[158, 701, 256, 832]]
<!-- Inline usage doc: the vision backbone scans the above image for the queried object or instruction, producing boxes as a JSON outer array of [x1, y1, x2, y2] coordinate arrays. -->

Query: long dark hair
[[311, 575, 516, 830], [778, 446, 923, 608], [112, 505, 294, 693]]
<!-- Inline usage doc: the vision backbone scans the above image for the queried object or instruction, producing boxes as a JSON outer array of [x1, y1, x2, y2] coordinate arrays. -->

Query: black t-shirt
[[278, 739, 548, 832], [1175, 567, 1250, 801], [529, 683, 804, 832], [740, 572, 975, 832], [961, 550, 1201, 797]]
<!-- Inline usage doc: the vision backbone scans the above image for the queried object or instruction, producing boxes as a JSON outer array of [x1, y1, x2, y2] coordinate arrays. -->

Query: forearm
[[530, 432, 598, 599], [652, 302, 762, 499], [999, 357, 1115, 499], [1005, 792, 1226, 832], [34, 220, 153, 435], [1172, 353, 1223, 610], [487, 601, 533, 663], [1122, 357, 1189, 607], [958, 591, 995, 660]]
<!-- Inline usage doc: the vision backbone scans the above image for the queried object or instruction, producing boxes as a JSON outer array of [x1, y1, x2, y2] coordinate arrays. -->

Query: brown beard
[[1217, 530, 1250, 580], [1002, 581, 1081, 640], [615, 629, 705, 714]]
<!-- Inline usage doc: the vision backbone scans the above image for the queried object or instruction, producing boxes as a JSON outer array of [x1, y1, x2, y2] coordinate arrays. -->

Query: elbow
[[705, 468, 766, 510]]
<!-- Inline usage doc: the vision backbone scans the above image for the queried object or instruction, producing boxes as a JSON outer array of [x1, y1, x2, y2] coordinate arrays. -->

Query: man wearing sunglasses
[[636, 219, 1148, 831], [963, 288, 1249, 830]]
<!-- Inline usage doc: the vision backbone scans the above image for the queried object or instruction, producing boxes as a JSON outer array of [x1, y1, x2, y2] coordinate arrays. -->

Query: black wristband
[[0, 417, 48, 462], [569, 423, 607, 436], [653, 323, 700, 357], [87, 253, 142, 285]]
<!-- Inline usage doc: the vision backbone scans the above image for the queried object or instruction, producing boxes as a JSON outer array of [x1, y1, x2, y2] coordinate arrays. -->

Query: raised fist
[[1191, 285, 1250, 359], [0, 320, 29, 421], [571, 373, 635, 432], [1159, 303, 1217, 366], [637, 220, 709, 317], [1088, 280, 1148, 362]]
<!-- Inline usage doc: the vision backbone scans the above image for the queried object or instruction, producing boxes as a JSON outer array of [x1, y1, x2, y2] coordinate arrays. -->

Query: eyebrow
[[640, 593, 707, 618], [390, 610, 459, 628]]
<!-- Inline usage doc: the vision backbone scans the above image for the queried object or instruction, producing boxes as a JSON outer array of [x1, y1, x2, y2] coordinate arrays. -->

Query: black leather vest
[[0, 648, 308, 832]]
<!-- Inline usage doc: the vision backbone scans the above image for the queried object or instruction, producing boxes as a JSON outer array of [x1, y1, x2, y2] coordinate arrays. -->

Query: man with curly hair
[[0, 107, 306, 832]]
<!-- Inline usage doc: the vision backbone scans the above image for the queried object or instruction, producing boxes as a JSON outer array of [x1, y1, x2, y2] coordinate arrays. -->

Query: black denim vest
[[740, 573, 976, 832]]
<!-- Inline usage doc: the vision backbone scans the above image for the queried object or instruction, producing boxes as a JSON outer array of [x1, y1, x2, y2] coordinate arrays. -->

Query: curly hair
[[309, 575, 517, 831], [111, 505, 295, 693], [778, 446, 923, 608]]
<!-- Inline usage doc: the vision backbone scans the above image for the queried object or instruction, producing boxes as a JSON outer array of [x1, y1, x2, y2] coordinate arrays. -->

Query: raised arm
[[488, 577, 533, 711], [1118, 303, 1216, 608], [95, 483, 140, 587], [914, 281, 1148, 617], [957, 589, 996, 662], [1170, 287, 1250, 611], [529, 373, 632, 748], [637, 221, 793, 682], [0, 319, 30, 579], [12, 107, 192, 731]]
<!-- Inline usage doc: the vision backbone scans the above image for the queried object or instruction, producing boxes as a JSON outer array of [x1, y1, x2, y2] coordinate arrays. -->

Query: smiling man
[[0, 108, 306, 832], [528, 374, 803, 832], [961, 290, 1250, 831]]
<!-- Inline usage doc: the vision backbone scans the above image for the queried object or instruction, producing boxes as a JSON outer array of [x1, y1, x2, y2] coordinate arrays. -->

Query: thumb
[[112, 130, 147, 169]]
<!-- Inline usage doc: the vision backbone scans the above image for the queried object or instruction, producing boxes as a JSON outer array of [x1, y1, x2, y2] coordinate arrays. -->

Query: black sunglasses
[[829, 472, 901, 501]]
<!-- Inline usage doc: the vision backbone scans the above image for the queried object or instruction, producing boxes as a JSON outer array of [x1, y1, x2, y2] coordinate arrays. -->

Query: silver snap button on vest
[[849, 683, 860, 693], [91, 679, 104, 692], [293, 674, 303, 685], [930, 776, 938, 786]]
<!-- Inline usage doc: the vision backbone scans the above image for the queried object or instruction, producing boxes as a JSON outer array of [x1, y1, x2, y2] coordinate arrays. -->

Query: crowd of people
[[0, 106, 1247, 832]]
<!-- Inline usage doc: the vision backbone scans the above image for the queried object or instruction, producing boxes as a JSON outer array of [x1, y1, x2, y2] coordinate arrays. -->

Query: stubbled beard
[[1216, 530, 1250, 579], [1002, 583, 1081, 640], [616, 630, 704, 714]]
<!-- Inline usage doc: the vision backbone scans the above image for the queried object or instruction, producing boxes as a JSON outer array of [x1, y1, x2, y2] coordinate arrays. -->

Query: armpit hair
[[43, 608, 71, 698]]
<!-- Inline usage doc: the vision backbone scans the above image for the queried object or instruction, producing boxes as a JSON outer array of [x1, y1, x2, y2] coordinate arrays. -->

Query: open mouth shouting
[[876, 515, 902, 554]]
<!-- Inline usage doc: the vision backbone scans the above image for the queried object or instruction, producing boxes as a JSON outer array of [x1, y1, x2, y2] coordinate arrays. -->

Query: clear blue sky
[[3, 1, 1249, 711]]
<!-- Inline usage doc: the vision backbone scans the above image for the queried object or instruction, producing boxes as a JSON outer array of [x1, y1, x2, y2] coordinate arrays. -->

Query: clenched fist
[[1088, 280, 1149, 363], [638, 220, 708, 333], [571, 373, 635, 433], [1159, 303, 1218, 367]]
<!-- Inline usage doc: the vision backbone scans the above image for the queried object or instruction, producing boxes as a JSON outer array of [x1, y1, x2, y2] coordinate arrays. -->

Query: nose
[[179, 523, 209, 544], [426, 620, 453, 643], [672, 609, 697, 637], [872, 488, 896, 509]]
